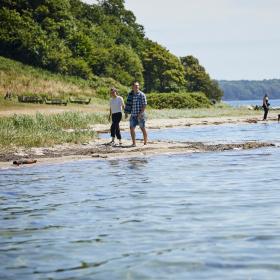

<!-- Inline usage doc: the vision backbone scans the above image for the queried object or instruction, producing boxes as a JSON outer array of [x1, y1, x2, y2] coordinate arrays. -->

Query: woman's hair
[[111, 87, 118, 94]]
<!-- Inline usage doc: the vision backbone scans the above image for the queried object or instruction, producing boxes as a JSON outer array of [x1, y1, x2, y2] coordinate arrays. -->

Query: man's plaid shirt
[[131, 91, 147, 116]]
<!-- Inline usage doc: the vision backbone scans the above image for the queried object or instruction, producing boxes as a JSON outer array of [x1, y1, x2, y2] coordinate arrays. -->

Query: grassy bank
[[0, 56, 128, 100], [0, 56, 267, 151], [0, 112, 107, 149], [0, 105, 265, 150]]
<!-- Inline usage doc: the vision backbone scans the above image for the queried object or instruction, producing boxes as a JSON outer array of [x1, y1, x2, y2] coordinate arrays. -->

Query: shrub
[[147, 92, 212, 109]]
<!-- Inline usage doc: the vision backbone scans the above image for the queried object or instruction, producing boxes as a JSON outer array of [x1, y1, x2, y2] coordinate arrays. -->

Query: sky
[[82, 0, 280, 80]]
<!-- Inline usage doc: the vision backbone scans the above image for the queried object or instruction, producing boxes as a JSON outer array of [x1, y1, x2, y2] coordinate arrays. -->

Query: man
[[124, 81, 147, 146]]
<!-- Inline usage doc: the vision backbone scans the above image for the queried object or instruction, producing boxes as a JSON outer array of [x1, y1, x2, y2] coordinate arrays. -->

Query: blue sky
[[83, 0, 280, 80]]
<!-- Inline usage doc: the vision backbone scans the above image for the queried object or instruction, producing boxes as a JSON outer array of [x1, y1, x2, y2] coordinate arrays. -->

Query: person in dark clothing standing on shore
[[262, 93, 270, 121], [108, 87, 125, 145]]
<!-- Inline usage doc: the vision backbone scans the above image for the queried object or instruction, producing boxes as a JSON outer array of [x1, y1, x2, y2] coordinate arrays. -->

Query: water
[[225, 99, 280, 108], [104, 122, 280, 145], [148, 122, 280, 145], [1, 123, 280, 279]]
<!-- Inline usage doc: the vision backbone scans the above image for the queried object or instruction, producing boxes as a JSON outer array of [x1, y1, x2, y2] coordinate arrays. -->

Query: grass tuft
[[0, 112, 108, 148]]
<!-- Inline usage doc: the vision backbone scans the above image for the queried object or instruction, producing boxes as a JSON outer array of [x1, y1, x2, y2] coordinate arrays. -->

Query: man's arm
[[138, 93, 147, 118]]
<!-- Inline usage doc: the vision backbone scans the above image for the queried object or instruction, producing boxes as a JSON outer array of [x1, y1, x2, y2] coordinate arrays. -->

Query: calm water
[[106, 122, 280, 145], [225, 99, 280, 108], [1, 123, 280, 279]]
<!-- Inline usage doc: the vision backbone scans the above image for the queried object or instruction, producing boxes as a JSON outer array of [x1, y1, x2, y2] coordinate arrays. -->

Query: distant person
[[124, 81, 147, 147], [262, 93, 270, 121], [108, 87, 125, 145]]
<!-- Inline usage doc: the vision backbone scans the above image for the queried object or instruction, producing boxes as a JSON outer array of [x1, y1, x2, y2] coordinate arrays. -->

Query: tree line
[[219, 79, 280, 100], [0, 0, 223, 100]]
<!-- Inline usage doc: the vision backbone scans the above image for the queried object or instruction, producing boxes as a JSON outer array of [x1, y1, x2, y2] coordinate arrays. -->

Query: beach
[[0, 114, 277, 169]]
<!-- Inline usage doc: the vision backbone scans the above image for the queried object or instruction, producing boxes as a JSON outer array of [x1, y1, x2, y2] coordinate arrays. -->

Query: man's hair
[[132, 81, 140, 86]]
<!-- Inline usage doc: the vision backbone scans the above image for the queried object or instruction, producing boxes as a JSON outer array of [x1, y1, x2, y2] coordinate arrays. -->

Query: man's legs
[[140, 127, 147, 145], [129, 117, 137, 146], [130, 127, 136, 146]]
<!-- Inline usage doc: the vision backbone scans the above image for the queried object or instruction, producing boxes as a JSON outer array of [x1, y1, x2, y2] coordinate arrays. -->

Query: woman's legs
[[111, 113, 122, 140]]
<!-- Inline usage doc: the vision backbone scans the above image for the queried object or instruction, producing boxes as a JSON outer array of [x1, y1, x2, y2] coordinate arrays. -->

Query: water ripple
[[1, 124, 280, 279]]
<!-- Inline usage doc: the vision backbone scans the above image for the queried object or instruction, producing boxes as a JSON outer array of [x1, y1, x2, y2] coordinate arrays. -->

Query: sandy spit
[[0, 115, 277, 169]]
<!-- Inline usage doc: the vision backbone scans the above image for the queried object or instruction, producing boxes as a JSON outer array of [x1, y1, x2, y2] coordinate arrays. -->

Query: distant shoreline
[[223, 98, 280, 101]]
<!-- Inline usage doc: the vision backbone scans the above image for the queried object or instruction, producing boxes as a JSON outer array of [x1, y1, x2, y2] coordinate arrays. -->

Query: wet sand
[[0, 115, 277, 169]]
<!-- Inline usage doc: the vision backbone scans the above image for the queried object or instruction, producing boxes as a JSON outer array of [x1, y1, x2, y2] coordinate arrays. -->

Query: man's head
[[132, 81, 140, 93]]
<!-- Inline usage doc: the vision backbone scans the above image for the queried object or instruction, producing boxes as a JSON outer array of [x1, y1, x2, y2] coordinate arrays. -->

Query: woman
[[262, 94, 270, 121], [108, 87, 125, 145]]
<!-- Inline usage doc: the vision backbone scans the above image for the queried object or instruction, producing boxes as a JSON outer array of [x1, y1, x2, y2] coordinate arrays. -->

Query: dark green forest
[[0, 0, 223, 100], [219, 79, 280, 100]]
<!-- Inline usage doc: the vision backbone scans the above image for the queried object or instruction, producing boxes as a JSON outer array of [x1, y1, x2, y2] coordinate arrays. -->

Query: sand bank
[[0, 115, 277, 169]]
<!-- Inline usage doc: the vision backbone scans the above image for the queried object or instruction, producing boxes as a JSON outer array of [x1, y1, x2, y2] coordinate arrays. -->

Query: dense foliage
[[147, 92, 211, 109], [0, 0, 223, 101], [181, 56, 223, 101], [219, 79, 280, 100], [142, 40, 185, 93]]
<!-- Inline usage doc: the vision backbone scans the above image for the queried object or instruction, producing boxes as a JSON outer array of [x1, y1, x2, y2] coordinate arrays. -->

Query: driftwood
[[13, 159, 37, 166], [69, 97, 91, 104]]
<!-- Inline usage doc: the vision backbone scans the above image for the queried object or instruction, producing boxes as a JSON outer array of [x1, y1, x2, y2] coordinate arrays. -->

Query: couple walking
[[108, 81, 147, 147]]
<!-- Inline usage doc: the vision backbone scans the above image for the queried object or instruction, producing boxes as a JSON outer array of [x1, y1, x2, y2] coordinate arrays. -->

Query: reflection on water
[[1, 123, 280, 279]]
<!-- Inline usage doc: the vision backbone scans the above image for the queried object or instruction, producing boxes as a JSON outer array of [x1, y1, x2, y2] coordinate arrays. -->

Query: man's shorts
[[130, 115, 146, 128]]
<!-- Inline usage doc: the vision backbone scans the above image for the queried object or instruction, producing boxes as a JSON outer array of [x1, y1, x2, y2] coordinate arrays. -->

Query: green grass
[[147, 103, 261, 119], [0, 55, 129, 99], [0, 105, 268, 150], [0, 56, 268, 151], [0, 112, 108, 148]]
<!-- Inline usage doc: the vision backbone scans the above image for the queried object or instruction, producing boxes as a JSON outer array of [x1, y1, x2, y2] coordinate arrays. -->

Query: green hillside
[[0, 55, 127, 99], [0, 0, 223, 101]]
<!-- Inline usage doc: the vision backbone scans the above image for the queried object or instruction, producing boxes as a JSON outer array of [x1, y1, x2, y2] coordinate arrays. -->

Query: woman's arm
[[121, 97, 125, 110], [108, 108, 112, 121]]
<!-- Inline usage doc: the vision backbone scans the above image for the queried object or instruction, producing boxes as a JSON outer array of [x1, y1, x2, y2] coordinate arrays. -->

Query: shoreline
[[92, 115, 270, 133], [0, 115, 278, 169]]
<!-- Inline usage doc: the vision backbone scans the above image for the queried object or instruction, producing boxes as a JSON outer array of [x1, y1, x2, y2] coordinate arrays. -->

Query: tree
[[104, 45, 143, 86], [142, 40, 185, 92], [181, 55, 223, 101]]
